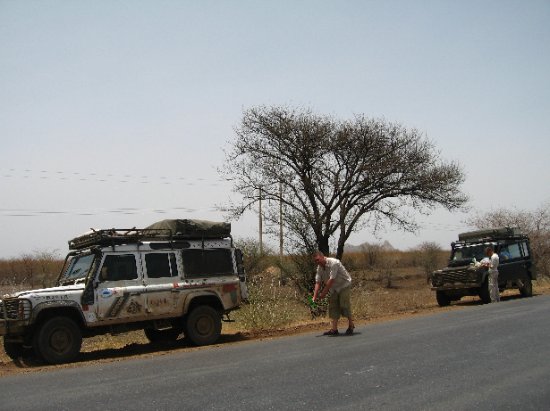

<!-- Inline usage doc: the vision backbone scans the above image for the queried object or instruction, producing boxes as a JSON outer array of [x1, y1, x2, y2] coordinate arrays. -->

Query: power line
[[1, 167, 232, 187], [0, 205, 233, 218], [1, 168, 473, 232]]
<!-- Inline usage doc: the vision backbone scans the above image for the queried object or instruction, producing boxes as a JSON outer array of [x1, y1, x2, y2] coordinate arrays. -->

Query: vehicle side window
[[101, 254, 138, 281], [145, 253, 178, 278], [520, 241, 530, 258], [499, 245, 511, 261], [506, 243, 522, 260], [182, 249, 234, 278]]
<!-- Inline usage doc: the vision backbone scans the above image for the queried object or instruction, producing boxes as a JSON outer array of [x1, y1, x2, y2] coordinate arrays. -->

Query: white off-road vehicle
[[0, 219, 248, 364]]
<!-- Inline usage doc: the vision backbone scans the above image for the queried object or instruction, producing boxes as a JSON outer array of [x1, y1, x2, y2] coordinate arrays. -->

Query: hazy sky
[[1, 0, 549, 259]]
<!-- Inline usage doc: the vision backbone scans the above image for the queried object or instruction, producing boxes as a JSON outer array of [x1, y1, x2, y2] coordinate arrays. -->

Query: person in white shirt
[[312, 251, 355, 335], [483, 246, 500, 302]]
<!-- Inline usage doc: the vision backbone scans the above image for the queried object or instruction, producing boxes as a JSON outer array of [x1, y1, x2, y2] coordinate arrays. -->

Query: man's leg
[[489, 273, 500, 303], [327, 292, 340, 332], [339, 287, 354, 331]]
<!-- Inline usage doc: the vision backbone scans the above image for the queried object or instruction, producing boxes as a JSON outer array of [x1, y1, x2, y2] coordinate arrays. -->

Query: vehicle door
[[141, 251, 182, 316], [497, 243, 527, 285], [95, 253, 147, 322]]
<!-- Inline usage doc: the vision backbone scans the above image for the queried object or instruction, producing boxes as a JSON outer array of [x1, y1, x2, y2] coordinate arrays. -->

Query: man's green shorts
[[328, 286, 352, 319]]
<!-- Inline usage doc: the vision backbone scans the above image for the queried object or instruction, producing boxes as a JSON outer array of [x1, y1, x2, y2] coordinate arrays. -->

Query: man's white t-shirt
[[315, 257, 352, 293], [489, 252, 499, 274]]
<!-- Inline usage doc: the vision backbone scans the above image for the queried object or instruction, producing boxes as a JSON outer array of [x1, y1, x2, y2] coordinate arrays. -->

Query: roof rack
[[457, 227, 525, 243], [68, 228, 174, 250], [68, 219, 233, 250]]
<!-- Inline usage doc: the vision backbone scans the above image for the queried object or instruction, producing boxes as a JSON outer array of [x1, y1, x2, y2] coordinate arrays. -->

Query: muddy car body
[[431, 227, 535, 306], [0, 219, 248, 364]]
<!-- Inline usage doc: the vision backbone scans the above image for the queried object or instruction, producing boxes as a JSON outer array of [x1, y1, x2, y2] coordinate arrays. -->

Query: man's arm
[[491, 254, 499, 269], [315, 278, 334, 300], [313, 282, 321, 301]]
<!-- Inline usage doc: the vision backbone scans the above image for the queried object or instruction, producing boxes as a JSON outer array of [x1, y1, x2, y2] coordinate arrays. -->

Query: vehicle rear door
[[141, 251, 182, 316], [497, 243, 527, 285]]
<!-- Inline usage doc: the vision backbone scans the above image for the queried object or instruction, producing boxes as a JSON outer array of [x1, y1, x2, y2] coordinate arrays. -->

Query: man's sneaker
[[345, 326, 355, 335], [323, 329, 339, 336]]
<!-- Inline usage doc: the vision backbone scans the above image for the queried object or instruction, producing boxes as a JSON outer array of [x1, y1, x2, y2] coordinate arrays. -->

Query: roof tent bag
[[458, 227, 522, 242], [145, 219, 231, 239]]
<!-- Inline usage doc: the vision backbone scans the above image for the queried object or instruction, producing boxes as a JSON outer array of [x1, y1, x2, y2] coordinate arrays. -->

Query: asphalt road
[[1, 295, 549, 411]]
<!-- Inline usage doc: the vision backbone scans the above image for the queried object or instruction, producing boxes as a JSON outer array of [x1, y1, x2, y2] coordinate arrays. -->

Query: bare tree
[[20, 253, 35, 287], [414, 241, 445, 283], [234, 237, 273, 281], [33, 249, 62, 287], [360, 243, 384, 269], [222, 105, 468, 259]]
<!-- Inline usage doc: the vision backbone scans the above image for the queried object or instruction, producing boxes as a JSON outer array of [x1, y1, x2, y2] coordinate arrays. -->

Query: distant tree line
[[3, 201, 546, 297], [0, 250, 63, 290]]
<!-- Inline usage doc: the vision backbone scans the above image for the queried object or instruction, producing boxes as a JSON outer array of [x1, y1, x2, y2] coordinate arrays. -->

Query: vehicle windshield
[[61, 254, 96, 283], [450, 244, 490, 266]]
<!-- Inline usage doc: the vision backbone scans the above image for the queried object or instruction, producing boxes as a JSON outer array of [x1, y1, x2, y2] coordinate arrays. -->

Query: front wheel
[[184, 306, 222, 346], [436, 291, 451, 307], [33, 317, 82, 364], [3, 340, 31, 361]]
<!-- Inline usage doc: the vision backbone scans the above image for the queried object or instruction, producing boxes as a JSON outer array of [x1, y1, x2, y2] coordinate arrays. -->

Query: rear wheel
[[184, 305, 222, 346], [519, 277, 533, 297], [33, 317, 82, 364], [436, 291, 451, 307]]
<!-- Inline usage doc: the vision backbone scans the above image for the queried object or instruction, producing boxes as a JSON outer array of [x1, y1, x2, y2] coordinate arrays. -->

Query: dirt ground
[[1, 275, 549, 378]]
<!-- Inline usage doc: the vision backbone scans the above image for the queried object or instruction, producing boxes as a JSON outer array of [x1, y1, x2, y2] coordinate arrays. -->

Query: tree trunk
[[336, 207, 346, 260], [317, 236, 330, 256], [335, 241, 345, 260]]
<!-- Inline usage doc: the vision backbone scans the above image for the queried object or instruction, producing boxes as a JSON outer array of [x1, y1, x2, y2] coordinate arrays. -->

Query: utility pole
[[279, 181, 284, 285], [258, 187, 263, 255], [279, 181, 283, 259]]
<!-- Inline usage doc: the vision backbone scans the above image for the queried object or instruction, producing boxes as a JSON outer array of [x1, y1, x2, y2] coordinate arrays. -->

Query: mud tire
[[33, 317, 82, 364], [3, 340, 31, 361], [436, 291, 451, 307], [519, 277, 533, 297], [184, 305, 222, 346]]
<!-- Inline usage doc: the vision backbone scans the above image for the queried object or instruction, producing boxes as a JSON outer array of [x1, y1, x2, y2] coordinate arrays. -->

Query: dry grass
[[2, 268, 549, 374], [229, 282, 309, 331]]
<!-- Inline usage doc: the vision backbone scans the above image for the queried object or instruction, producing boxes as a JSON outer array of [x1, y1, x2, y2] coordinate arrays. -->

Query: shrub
[[0, 250, 63, 290], [233, 280, 306, 331]]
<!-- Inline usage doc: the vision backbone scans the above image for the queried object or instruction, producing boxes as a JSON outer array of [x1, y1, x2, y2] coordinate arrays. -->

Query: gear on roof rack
[[457, 227, 525, 242], [68, 219, 232, 250]]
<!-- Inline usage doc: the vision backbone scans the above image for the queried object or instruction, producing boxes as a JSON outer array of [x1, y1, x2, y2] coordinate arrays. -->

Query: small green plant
[[305, 295, 328, 319]]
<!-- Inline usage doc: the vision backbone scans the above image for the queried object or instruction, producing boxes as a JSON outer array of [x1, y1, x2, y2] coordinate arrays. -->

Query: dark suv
[[431, 227, 535, 306]]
